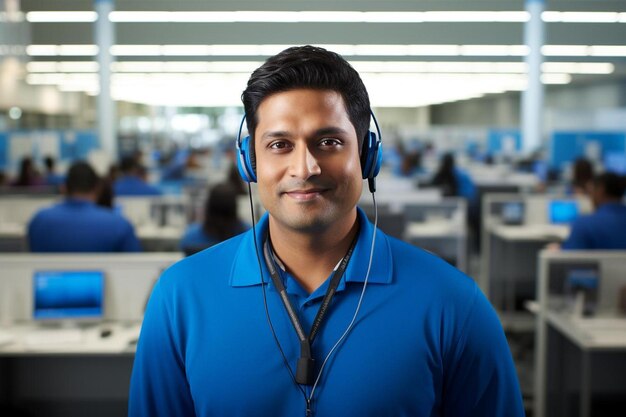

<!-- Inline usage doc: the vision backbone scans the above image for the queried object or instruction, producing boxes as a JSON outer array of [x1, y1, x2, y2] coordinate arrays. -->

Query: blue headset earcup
[[237, 135, 257, 183], [361, 131, 382, 180]]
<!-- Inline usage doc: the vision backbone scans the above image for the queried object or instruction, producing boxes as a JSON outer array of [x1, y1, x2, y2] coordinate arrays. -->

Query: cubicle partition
[[359, 191, 468, 272], [480, 193, 592, 330], [0, 253, 181, 417], [534, 250, 626, 417]]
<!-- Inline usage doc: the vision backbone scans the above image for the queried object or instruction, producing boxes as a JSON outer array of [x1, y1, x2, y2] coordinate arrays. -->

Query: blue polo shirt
[[562, 202, 626, 250], [129, 208, 524, 417], [28, 198, 141, 252], [114, 175, 162, 196]]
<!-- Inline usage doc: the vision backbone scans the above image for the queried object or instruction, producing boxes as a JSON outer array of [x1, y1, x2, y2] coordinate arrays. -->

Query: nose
[[289, 145, 321, 180]]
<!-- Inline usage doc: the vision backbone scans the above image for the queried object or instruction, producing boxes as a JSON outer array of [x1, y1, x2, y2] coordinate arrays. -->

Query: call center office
[[1, 0, 626, 416]]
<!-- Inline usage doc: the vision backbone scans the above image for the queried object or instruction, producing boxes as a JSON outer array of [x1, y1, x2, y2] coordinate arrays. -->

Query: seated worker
[[114, 156, 162, 196], [43, 155, 65, 187], [561, 172, 626, 250], [28, 161, 141, 252], [179, 182, 250, 255], [430, 152, 476, 201]]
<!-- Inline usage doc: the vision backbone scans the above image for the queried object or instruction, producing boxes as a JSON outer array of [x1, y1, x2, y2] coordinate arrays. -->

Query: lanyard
[[262, 231, 358, 385]]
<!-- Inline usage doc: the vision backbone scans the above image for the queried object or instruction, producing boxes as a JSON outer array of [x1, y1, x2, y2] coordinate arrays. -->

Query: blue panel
[[0, 132, 8, 170], [549, 131, 626, 169], [487, 129, 521, 155], [60, 130, 99, 161]]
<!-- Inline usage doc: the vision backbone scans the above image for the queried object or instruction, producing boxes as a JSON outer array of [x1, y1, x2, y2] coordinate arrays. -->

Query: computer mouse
[[100, 329, 112, 338]]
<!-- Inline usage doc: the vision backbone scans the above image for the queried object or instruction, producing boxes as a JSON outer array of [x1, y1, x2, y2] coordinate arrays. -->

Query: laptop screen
[[549, 200, 579, 224], [33, 270, 105, 320]]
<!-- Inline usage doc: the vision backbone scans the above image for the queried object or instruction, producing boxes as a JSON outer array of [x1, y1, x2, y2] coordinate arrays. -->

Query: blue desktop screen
[[604, 151, 626, 175], [549, 200, 579, 224], [502, 202, 524, 224], [33, 270, 105, 320]]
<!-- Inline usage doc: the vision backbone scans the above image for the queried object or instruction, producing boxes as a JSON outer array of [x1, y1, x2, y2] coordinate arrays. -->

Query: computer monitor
[[501, 202, 524, 225], [548, 200, 579, 224], [603, 151, 626, 175], [33, 270, 105, 321]]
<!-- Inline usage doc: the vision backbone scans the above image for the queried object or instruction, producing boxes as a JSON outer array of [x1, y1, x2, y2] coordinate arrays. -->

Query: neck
[[268, 212, 359, 293]]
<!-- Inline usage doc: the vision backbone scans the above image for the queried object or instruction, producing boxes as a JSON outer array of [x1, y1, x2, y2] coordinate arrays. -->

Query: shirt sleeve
[[128, 280, 196, 417], [442, 284, 525, 417]]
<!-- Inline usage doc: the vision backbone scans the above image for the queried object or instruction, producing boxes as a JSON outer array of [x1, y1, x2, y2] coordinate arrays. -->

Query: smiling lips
[[284, 188, 327, 201]]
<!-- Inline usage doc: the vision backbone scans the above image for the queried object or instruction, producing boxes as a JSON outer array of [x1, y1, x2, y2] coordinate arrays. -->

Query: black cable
[[247, 183, 308, 402]]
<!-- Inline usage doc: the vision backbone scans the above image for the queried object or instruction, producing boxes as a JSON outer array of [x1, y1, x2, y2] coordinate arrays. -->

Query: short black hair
[[241, 45, 371, 147], [594, 172, 626, 199], [120, 156, 139, 173], [65, 161, 100, 194]]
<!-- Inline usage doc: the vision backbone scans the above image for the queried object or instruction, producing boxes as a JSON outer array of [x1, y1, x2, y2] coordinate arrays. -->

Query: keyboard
[[23, 328, 84, 347]]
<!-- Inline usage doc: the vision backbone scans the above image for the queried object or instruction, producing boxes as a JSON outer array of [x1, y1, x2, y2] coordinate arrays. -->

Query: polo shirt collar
[[230, 207, 393, 288]]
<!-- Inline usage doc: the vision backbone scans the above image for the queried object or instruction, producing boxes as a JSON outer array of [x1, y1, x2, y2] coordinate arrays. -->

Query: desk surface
[[490, 224, 570, 242], [0, 322, 141, 355], [546, 312, 626, 351], [406, 220, 465, 238]]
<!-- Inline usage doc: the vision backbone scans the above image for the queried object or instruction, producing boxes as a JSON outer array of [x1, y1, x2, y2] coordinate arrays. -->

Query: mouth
[[283, 188, 327, 201]]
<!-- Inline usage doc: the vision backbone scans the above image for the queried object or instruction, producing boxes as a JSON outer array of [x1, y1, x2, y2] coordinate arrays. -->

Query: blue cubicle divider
[[0, 132, 8, 170], [487, 129, 522, 155], [0, 130, 99, 170], [549, 131, 626, 169]]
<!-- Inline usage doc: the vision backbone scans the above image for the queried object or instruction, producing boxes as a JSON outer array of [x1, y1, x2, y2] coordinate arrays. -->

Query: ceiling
[[7, 0, 626, 107]]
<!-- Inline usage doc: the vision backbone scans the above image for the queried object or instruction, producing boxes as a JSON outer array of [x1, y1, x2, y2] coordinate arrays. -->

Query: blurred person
[[179, 182, 250, 254], [43, 155, 65, 187], [28, 161, 141, 252], [11, 156, 43, 187], [430, 152, 476, 201], [114, 156, 162, 196], [570, 157, 594, 196], [561, 172, 626, 250]]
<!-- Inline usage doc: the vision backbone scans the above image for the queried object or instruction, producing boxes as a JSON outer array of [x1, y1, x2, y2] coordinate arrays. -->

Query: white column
[[94, 0, 117, 160], [520, 0, 545, 154]]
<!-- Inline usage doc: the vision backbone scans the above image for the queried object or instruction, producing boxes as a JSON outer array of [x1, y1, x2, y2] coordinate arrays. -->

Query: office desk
[[539, 313, 626, 417], [486, 224, 569, 330], [534, 251, 626, 417], [135, 224, 184, 252], [406, 220, 467, 271], [0, 323, 141, 417]]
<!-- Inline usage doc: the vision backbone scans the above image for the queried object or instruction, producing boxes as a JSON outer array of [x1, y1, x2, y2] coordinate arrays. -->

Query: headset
[[236, 111, 383, 192]]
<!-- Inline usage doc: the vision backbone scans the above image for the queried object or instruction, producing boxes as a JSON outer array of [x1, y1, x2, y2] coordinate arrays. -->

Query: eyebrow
[[260, 126, 350, 142]]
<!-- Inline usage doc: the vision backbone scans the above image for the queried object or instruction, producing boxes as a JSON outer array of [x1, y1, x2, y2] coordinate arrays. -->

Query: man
[[28, 161, 141, 252], [129, 46, 524, 416], [561, 172, 626, 249], [114, 156, 161, 196]]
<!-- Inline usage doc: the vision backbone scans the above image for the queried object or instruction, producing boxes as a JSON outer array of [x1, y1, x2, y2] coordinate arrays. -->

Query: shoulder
[[161, 233, 246, 289], [386, 235, 478, 306]]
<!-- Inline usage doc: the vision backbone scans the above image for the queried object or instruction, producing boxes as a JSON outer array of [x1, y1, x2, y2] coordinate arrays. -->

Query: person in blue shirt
[[561, 172, 626, 250], [129, 46, 524, 417], [113, 156, 162, 196], [28, 161, 141, 252], [179, 182, 250, 255], [43, 155, 65, 187]]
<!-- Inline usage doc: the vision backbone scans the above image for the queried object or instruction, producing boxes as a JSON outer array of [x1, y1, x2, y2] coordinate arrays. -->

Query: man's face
[[254, 88, 363, 234]]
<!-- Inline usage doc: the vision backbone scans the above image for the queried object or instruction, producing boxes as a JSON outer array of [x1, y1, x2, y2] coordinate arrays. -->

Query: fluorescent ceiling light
[[23, 10, 626, 24], [26, 60, 614, 76], [108, 11, 529, 23], [589, 45, 626, 56], [541, 45, 589, 56], [26, 11, 97, 22], [26, 61, 99, 72], [541, 11, 620, 23]]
